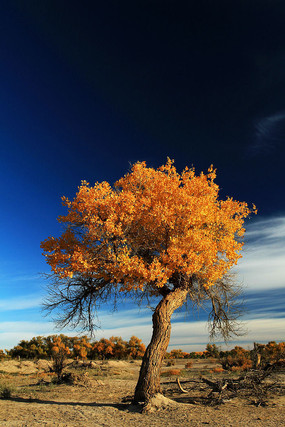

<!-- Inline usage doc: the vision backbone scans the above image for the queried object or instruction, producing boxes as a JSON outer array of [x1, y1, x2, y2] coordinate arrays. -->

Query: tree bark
[[133, 287, 188, 403]]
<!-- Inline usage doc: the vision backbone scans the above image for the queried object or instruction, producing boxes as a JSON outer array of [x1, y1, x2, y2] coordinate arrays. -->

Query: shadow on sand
[[7, 396, 142, 413]]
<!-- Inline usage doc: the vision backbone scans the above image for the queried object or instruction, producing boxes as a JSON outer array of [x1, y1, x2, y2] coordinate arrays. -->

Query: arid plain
[[0, 357, 284, 426]]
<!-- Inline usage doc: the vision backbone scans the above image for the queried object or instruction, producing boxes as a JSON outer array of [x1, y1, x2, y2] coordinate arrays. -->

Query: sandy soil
[[0, 359, 284, 426]]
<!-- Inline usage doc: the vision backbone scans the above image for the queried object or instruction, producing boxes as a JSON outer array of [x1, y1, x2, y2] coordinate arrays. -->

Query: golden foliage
[[127, 336, 146, 359], [51, 337, 70, 357], [41, 159, 256, 292], [222, 346, 252, 371], [73, 336, 92, 360], [211, 367, 224, 373]]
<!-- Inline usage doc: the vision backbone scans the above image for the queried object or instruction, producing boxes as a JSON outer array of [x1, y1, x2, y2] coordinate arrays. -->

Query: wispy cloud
[[169, 317, 285, 352], [244, 288, 285, 319], [75, 315, 285, 352], [0, 295, 43, 312], [251, 111, 285, 153], [0, 321, 57, 349], [244, 217, 285, 241], [236, 216, 285, 290], [1, 306, 284, 352], [0, 321, 54, 334]]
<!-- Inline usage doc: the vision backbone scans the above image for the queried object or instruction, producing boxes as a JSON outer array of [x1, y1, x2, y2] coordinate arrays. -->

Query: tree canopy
[[41, 159, 255, 295]]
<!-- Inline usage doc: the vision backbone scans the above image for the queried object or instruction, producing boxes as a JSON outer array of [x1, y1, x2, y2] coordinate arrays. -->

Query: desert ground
[[0, 358, 284, 426]]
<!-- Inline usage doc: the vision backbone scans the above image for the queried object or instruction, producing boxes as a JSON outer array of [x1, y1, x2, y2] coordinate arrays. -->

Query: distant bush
[[8, 334, 145, 361], [167, 349, 189, 359], [0, 350, 8, 360], [251, 341, 285, 368], [51, 337, 71, 381], [167, 369, 182, 376], [185, 361, 193, 369], [220, 341, 285, 372], [0, 383, 14, 399], [7, 337, 285, 367], [205, 344, 220, 358], [161, 368, 182, 377], [221, 346, 252, 371], [211, 367, 224, 373], [188, 351, 207, 359]]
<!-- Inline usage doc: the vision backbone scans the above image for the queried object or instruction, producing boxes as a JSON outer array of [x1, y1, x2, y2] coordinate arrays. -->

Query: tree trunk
[[133, 287, 188, 404]]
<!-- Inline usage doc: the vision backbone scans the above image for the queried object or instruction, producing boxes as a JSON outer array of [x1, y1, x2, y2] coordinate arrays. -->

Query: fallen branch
[[176, 377, 188, 393], [163, 367, 285, 407]]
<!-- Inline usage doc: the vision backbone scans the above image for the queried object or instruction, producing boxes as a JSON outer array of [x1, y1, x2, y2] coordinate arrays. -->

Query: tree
[[73, 336, 92, 360], [127, 336, 146, 359], [9, 336, 49, 359], [168, 349, 188, 359], [91, 338, 114, 359], [109, 336, 128, 359], [51, 336, 71, 380], [41, 159, 256, 403], [205, 343, 220, 358]]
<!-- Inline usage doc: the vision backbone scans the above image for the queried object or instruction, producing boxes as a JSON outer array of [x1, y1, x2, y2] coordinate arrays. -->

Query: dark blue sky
[[2, 1, 285, 210], [1, 1, 284, 349]]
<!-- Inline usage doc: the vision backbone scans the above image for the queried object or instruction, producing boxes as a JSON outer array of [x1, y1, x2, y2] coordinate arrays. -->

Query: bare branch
[[206, 274, 245, 342], [42, 273, 120, 335]]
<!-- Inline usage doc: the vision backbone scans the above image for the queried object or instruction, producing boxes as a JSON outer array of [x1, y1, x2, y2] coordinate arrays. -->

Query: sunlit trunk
[[133, 287, 188, 403]]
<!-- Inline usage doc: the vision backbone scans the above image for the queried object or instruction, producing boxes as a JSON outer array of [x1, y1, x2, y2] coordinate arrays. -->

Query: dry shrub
[[52, 371, 91, 386], [230, 366, 242, 372], [229, 360, 252, 371], [161, 368, 182, 377], [51, 337, 71, 381], [37, 372, 48, 378], [222, 346, 252, 371], [212, 367, 224, 373], [252, 341, 285, 369], [0, 383, 14, 399], [167, 369, 181, 376], [241, 360, 252, 370], [167, 360, 175, 366], [185, 362, 193, 369], [1, 388, 11, 399]]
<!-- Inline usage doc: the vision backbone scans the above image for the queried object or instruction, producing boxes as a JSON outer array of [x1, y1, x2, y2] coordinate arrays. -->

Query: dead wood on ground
[[165, 364, 285, 407]]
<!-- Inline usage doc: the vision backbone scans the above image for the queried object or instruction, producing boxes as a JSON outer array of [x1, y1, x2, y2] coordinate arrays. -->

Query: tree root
[[142, 393, 180, 414]]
